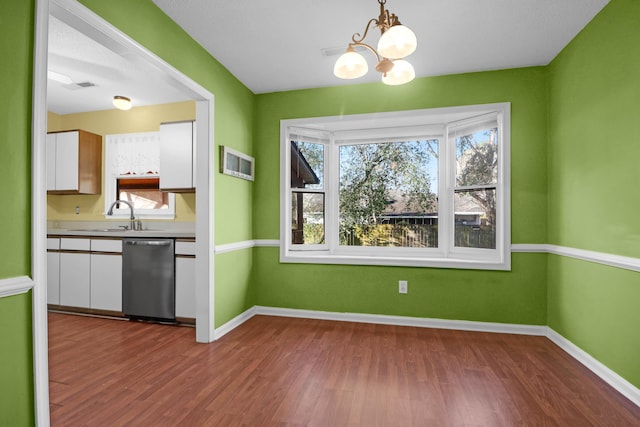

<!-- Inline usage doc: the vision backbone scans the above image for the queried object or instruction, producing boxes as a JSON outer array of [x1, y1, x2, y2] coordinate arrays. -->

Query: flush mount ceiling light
[[113, 95, 132, 111], [334, 0, 417, 85]]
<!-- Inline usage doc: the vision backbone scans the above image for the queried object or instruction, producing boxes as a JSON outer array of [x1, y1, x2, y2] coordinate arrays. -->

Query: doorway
[[32, 0, 215, 423]]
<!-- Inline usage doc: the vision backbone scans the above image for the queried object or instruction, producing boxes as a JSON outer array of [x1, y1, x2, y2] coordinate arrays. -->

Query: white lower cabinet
[[175, 256, 196, 318], [47, 238, 60, 305], [59, 238, 91, 308], [60, 252, 91, 308], [90, 253, 122, 311], [55, 237, 123, 311], [50, 236, 193, 319]]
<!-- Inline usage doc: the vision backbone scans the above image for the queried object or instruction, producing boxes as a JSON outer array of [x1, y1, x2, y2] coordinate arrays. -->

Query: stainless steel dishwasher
[[122, 238, 176, 322]]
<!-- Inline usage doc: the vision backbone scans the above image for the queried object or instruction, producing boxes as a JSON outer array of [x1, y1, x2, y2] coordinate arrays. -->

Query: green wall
[[252, 67, 549, 325], [0, 0, 35, 425], [547, 0, 640, 388], [0, 294, 34, 427]]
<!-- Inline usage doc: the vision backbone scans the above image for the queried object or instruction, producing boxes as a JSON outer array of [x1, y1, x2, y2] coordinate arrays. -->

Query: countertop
[[47, 228, 196, 238], [47, 221, 196, 239]]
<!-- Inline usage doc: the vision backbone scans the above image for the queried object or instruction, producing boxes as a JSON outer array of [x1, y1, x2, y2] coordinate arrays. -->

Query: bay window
[[280, 103, 510, 270]]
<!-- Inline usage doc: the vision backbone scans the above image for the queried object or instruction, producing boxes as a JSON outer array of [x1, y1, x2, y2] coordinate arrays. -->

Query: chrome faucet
[[107, 199, 137, 230]]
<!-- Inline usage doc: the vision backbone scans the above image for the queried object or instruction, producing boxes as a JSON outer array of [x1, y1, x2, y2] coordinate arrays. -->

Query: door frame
[[32, 0, 216, 424]]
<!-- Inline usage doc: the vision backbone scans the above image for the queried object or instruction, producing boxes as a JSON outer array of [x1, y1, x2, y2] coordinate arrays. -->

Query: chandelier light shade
[[334, 0, 417, 85], [113, 95, 132, 110], [381, 59, 415, 85], [334, 47, 369, 79], [377, 25, 417, 60]]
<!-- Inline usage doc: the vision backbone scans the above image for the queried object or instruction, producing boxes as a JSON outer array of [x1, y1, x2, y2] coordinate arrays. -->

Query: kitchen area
[[46, 13, 201, 326], [46, 105, 198, 325]]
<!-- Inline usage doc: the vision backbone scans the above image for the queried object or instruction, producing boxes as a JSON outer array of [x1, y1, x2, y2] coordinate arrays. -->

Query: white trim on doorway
[[33, 0, 216, 424]]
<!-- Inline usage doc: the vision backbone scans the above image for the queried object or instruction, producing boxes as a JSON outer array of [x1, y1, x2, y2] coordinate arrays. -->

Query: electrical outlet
[[399, 280, 408, 294]]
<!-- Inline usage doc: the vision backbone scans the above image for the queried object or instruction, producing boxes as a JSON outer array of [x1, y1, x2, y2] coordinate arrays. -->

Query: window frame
[[104, 132, 176, 220], [280, 103, 511, 270]]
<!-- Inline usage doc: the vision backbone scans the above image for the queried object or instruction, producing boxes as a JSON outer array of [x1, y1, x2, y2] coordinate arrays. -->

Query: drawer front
[[47, 238, 60, 250], [175, 240, 196, 256], [60, 238, 90, 251], [91, 239, 122, 253]]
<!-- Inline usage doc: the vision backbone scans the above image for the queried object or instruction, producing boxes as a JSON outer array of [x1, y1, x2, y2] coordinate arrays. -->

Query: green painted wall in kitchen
[[252, 67, 549, 325], [0, 0, 35, 425], [547, 0, 640, 388]]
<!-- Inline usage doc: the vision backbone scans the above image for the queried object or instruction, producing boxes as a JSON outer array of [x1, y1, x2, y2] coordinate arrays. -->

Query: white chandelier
[[334, 0, 417, 85]]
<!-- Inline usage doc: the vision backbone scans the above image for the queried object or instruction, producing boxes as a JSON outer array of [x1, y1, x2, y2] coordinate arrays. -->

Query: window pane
[[117, 177, 168, 210], [291, 192, 325, 245], [291, 141, 323, 189], [454, 188, 496, 249], [455, 127, 498, 187], [240, 158, 252, 175], [339, 140, 438, 248], [226, 153, 240, 172]]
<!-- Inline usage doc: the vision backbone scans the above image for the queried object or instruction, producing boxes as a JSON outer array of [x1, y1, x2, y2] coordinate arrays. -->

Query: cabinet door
[[47, 251, 60, 305], [59, 252, 90, 308], [55, 131, 80, 191], [91, 253, 122, 311], [159, 121, 194, 190], [175, 256, 196, 318], [46, 133, 57, 191]]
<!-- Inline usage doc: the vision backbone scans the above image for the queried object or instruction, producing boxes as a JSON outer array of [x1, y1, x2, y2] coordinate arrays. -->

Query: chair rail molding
[[0, 276, 34, 298]]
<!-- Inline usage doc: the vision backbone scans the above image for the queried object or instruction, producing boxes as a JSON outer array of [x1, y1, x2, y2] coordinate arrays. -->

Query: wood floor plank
[[48, 313, 640, 426]]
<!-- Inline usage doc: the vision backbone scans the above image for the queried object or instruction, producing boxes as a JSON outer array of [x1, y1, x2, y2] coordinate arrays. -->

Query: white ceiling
[[48, 0, 610, 113], [47, 15, 191, 115]]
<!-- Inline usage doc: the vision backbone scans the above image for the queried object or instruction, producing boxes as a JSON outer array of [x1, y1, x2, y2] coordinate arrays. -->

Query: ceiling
[[47, 15, 191, 115], [48, 0, 610, 114]]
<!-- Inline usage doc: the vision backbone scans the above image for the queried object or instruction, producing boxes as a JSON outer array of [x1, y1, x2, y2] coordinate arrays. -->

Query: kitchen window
[[105, 132, 175, 219], [280, 103, 510, 270]]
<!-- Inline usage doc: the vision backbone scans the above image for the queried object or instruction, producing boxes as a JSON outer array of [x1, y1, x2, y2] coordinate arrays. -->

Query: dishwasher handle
[[125, 240, 172, 247]]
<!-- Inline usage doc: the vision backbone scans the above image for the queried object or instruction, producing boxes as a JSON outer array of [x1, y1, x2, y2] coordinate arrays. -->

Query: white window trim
[[280, 103, 511, 271], [104, 132, 176, 220]]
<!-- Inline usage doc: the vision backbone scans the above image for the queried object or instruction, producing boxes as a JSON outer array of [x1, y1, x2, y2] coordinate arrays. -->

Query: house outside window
[[105, 132, 175, 219], [280, 103, 510, 270]]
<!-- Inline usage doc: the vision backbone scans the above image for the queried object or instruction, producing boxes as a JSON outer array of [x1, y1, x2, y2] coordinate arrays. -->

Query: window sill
[[280, 250, 511, 271]]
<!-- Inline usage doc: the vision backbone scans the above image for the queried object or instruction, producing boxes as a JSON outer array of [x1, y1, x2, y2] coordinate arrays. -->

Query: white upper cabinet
[[159, 121, 196, 192], [46, 130, 102, 194]]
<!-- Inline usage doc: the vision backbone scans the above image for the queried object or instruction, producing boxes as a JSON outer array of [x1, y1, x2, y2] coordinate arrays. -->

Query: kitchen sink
[[66, 228, 165, 232], [67, 228, 125, 232]]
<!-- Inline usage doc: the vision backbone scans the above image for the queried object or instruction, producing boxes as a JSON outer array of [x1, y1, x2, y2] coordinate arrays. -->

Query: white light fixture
[[334, 0, 417, 85], [113, 95, 132, 111], [381, 59, 415, 85]]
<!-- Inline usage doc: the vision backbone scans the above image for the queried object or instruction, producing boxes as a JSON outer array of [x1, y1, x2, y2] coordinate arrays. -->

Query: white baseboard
[[546, 328, 640, 407], [0, 276, 34, 298], [213, 306, 257, 340], [253, 306, 547, 336], [214, 305, 640, 409]]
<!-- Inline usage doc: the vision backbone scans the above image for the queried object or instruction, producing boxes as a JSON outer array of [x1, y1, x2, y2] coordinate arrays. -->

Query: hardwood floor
[[48, 312, 640, 426]]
